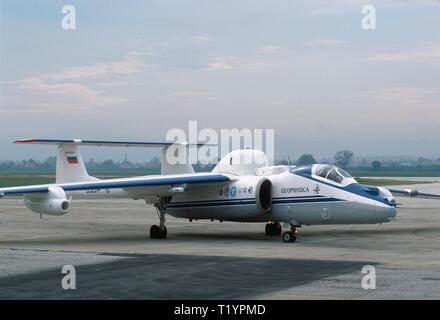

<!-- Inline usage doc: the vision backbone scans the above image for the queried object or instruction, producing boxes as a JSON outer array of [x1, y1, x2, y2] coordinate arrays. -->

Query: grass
[[0, 176, 55, 187]]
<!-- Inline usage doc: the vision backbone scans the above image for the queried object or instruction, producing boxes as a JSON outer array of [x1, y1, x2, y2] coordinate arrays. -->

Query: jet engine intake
[[24, 186, 71, 216]]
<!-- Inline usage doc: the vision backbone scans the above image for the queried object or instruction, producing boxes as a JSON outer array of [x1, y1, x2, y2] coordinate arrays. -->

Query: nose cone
[[376, 203, 397, 222]]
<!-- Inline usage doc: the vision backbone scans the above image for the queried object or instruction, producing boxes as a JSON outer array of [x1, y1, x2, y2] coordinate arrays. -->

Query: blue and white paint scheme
[[1, 139, 439, 243]]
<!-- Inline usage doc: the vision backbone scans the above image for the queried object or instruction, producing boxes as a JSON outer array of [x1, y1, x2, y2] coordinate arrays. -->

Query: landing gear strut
[[265, 222, 282, 236], [150, 197, 170, 239], [282, 225, 298, 243]]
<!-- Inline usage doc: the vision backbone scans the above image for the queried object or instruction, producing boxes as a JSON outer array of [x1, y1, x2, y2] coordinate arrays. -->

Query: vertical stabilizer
[[160, 144, 195, 175], [13, 138, 200, 178], [56, 144, 98, 183]]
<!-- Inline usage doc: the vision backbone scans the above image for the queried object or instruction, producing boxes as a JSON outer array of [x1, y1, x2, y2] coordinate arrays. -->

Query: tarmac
[[0, 180, 439, 299]]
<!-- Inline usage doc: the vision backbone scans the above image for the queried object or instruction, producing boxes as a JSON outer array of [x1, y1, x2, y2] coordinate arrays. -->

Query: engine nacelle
[[167, 176, 273, 221], [24, 186, 71, 216], [226, 176, 273, 214], [255, 178, 272, 213]]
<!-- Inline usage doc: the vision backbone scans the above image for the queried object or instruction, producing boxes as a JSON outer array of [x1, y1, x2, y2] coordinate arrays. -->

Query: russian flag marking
[[66, 152, 79, 164]]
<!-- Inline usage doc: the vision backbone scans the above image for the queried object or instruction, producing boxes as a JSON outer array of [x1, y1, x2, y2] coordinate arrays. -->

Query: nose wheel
[[282, 225, 298, 243]]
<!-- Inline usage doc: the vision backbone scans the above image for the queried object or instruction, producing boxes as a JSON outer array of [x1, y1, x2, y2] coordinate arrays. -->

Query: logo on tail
[[66, 152, 79, 164]]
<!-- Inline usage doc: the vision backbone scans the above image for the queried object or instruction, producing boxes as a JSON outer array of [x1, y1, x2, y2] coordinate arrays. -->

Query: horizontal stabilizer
[[14, 138, 215, 176], [15, 139, 209, 148]]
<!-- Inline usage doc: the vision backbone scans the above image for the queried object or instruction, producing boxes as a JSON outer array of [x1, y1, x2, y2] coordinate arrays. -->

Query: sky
[[0, 0, 439, 162]]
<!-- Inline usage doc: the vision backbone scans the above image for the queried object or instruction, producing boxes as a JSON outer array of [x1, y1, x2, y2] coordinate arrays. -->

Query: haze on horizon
[[1, 0, 439, 162]]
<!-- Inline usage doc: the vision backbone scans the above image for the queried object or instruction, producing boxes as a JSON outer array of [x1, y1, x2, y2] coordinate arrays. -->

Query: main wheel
[[282, 231, 296, 243], [274, 223, 282, 235], [265, 222, 281, 236], [265, 223, 273, 236], [150, 225, 167, 239]]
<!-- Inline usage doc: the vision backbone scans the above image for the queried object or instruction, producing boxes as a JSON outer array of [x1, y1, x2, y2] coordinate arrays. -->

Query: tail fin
[[160, 144, 195, 175], [14, 138, 203, 179], [56, 144, 98, 183]]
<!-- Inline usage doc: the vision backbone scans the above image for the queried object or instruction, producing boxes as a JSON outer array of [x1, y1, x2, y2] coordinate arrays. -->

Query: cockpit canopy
[[313, 164, 357, 185]]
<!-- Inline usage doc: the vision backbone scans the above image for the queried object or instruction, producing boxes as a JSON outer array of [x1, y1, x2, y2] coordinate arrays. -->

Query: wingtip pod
[[400, 188, 419, 197], [14, 139, 83, 145], [14, 139, 35, 143]]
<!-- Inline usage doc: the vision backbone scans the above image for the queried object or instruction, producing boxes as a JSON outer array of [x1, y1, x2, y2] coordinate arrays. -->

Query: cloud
[[189, 35, 213, 45], [306, 38, 348, 46], [46, 53, 145, 81], [257, 45, 284, 54], [172, 91, 209, 96], [12, 53, 144, 110], [205, 61, 234, 71], [366, 44, 440, 63], [303, 0, 434, 16], [97, 81, 132, 87], [346, 86, 439, 104], [19, 78, 126, 107], [205, 57, 271, 71]]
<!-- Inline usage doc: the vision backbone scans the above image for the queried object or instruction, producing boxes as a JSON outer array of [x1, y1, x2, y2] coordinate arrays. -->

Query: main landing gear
[[150, 197, 170, 239], [282, 225, 298, 243], [265, 222, 282, 236]]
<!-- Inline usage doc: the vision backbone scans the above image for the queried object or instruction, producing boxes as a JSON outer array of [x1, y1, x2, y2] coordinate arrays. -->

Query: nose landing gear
[[282, 225, 298, 243]]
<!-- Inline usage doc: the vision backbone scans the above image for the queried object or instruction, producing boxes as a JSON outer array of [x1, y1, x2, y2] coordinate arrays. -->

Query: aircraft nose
[[373, 187, 397, 222], [376, 203, 397, 222], [385, 205, 397, 220]]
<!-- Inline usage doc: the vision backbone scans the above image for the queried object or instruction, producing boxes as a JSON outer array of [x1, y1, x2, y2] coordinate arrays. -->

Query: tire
[[265, 223, 281, 236], [274, 223, 282, 236], [282, 231, 296, 243], [161, 226, 167, 238], [150, 225, 167, 239], [265, 223, 273, 236]]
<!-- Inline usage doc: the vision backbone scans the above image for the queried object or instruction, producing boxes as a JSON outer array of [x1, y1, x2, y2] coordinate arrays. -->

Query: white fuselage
[[64, 169, 397, 226]]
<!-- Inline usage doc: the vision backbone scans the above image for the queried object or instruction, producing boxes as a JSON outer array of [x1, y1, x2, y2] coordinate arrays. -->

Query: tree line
[[1, 150, 440, 172]]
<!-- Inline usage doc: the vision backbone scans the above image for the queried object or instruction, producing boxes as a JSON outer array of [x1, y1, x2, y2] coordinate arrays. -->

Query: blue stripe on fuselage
[[289, 165, 394, 207], [167, 196, 345, 209], [272, 197, 345, 204]]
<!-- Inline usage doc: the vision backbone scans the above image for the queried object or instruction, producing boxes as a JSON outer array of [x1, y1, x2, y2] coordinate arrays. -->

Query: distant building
[[120, 154, 134, 169]]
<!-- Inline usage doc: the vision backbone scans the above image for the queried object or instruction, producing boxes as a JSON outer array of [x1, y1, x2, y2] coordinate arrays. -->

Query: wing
[[385, 187, 440, 200], [0, 173, 231, 198], [359, 184, 440, 201]]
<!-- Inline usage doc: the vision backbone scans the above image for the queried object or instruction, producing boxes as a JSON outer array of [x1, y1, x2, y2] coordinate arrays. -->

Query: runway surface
[[0, 181, 439, 299]]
